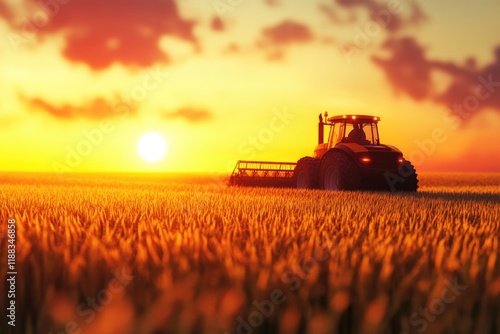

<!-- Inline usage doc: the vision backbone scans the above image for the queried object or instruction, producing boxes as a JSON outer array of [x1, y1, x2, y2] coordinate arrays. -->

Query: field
[[1, 172, 499, 334]]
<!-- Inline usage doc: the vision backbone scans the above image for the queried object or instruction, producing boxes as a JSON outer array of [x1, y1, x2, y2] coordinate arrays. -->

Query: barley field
[[0, 172, 499, 334]]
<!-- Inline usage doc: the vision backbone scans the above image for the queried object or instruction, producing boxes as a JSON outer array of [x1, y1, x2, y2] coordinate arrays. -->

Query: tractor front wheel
[[392, 160, 419, 192]]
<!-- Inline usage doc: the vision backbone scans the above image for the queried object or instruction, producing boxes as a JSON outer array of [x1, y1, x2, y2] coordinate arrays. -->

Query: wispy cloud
[[163, 107, 213, 123], [25, 96, 131, 119]]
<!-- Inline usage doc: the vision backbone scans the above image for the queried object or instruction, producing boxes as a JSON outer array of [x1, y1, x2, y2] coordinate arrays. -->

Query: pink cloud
[[261, 20, 314, 46], [1, 0, 197, 70], [211, 16, 224, 32], [373, 38, 500, 121], [332, 0, 427, 32], [257, 20, 314, 61]]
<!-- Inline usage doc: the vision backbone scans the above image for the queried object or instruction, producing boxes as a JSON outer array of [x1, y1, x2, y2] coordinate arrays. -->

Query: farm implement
[[229, 113, 418, 191]]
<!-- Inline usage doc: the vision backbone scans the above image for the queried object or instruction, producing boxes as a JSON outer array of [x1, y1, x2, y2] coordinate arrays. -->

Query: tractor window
[[335, 123, 346, 145], [327, 123, 336, 148], [371, 123, 379, 145], [328, 123, 346, 147], [343, 123, 376, 145]]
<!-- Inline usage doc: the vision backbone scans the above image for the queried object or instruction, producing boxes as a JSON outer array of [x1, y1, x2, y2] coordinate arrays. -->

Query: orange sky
[[1, 0, 499, 174]]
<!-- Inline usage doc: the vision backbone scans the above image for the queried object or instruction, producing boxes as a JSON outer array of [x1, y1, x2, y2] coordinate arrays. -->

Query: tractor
[[229, 113, 418, 191]]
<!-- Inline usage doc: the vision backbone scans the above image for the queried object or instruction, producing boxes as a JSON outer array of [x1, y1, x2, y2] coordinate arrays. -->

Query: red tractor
[[229, 113, 418, 191]]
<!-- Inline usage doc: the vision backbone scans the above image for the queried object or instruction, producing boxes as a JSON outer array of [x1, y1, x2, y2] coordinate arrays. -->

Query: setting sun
[[137, 132, 168, 163]]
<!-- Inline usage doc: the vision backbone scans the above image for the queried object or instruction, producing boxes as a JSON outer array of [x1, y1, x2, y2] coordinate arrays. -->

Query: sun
[[137, 132, 168, 163]]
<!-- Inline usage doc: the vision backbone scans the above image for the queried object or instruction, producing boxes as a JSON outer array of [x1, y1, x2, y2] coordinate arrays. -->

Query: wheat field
[[0, 172, 499, 334]]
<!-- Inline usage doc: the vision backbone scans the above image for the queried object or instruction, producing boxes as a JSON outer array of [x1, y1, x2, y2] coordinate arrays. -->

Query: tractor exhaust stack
[[318, 113, 324, 145]]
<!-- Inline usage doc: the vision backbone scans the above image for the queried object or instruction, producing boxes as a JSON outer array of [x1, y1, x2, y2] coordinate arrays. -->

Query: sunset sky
[[1, 0, 499, 174]]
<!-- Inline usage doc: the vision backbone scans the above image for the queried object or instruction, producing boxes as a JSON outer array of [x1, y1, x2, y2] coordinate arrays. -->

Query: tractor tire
[[319, 151, 361, 190], [393, 160, 419, 192], [292, 157, 320, 189]]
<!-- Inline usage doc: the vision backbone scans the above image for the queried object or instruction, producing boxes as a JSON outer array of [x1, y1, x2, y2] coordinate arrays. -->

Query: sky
[[0, 0, 499, 174]]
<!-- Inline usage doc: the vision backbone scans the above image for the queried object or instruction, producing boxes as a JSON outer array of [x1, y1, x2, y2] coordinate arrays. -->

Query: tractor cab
[[314, 113, 382, 158], [328, 114, 380, 146]]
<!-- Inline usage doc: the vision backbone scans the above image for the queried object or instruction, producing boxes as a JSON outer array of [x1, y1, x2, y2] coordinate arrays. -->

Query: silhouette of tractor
[[229, 113, 418, 191]]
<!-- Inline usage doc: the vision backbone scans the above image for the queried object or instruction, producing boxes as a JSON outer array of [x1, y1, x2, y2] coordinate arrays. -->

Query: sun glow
[[137, 132, 168, 163]]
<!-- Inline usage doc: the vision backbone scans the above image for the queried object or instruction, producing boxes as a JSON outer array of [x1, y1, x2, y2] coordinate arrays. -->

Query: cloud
[[211, 16, 225, 32], [25, 96, 132, 119], [163, 107, 213, 123], [336, 0, 426, 32], [372, 37, 433, 100], [0, 2, 13, 21], [322, 0, 427, 32], [257, 20, 314, 61], [1, 0, 197, 70], [334, 0, 498, 121], [264, 0, 280, 7], [407, 2, 427, 26], [261, 20, 314, 46], [223, 43, 240, 54], [267, 50, 284, 62], [372, 37, 500, 119], [435, 47, 500, 116], [319, 3, 356, 25]]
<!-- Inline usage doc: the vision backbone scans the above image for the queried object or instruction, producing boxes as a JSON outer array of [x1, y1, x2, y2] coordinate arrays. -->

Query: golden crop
[[0, 172, 499, 334]]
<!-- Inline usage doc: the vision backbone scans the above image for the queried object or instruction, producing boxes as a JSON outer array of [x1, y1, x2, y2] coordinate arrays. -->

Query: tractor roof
[[327, 114, 380, 123]]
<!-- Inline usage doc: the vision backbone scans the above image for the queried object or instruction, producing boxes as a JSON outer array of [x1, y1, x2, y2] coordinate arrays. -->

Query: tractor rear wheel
[[320, 151, 361, 190], [393, 160, 419, 192], [292, 157, 320, 189]]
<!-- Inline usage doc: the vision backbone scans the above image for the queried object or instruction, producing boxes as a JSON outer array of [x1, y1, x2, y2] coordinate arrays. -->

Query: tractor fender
[[335, 143, 370, 154], [382, 144, 402, 154], [321, 143, 365, 167]]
